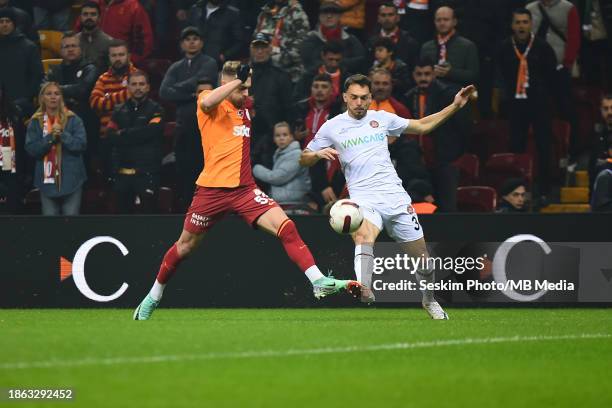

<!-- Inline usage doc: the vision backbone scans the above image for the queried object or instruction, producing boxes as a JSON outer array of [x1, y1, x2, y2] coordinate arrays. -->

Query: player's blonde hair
[[221, 61, 241, 79]]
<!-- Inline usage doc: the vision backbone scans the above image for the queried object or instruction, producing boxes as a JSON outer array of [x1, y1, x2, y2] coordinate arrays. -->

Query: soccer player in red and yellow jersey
[[134, 62, 361, 320]]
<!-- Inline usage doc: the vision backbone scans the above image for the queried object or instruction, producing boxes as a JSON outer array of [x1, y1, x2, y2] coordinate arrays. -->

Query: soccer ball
[[329, 199, 363, 234]]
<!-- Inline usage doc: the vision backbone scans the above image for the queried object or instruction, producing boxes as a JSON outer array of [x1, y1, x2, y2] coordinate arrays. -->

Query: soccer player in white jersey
[[300, 74, 475, 319]]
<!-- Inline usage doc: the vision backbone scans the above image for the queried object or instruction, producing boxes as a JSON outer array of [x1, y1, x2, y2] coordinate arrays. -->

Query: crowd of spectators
[[0, 0, 610, 216]]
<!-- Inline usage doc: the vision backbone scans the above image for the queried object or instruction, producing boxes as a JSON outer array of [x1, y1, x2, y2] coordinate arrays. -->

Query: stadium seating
[[483, 153, 533, 192], [38, 30, 63, 59], [42, 59, 62, 74], [468, 119, 510, 163], [453, 153, 480, 186], [457, 186, 497, 212]]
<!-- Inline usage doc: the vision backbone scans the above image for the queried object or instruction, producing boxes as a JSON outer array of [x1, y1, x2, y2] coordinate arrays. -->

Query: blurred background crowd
[[0, 0, 610, 216]]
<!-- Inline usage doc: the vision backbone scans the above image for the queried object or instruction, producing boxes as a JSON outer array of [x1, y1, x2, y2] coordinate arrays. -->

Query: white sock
[[416, 266, 435, 303], [305, 265, 325, 283], [149, 280, 165, 301], [354, 244, 374, 284]]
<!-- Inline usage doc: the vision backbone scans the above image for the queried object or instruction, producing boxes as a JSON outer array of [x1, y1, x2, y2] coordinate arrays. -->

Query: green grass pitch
[[1, 308, 611, 407]]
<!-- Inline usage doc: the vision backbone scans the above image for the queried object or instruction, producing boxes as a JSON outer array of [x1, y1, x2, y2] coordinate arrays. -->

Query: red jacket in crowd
[[90, 0, 154, 64]]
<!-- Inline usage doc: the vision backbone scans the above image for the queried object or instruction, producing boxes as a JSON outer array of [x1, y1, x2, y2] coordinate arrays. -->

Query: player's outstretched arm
[[406, 85, 475, 135], [299, 147, 338, 167]]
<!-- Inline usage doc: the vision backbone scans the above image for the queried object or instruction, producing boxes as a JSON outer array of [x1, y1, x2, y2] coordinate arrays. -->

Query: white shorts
[[352, 194, 424, 242]]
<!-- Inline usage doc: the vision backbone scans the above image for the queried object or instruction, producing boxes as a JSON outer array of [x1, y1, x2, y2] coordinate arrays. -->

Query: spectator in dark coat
[[420, 5, 479, 88], [299, 2, 366, 75], [0, 0, 38, 45], [0, 7, 44, 119], [496, 178, 528, 212], [106, 71, 164, 214], [183, 0, 243, 66], [46, 31, 99, 171], [497, 8, 557, 198], [366, 2, 419, 74], [402, 58, 468, 212], [249, 32, 294, 168], [32, 0, 73, 31], [159, 26, 218, 210], [370, 37, 412, 99]]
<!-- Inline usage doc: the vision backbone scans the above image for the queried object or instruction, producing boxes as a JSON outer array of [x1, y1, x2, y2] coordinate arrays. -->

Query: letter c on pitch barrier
[[72, 236, 129, 302], [493, 234, 551, 302]]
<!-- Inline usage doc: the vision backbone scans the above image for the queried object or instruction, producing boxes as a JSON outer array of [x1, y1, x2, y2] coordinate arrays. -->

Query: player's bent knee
[[176, 230, 204, 257]]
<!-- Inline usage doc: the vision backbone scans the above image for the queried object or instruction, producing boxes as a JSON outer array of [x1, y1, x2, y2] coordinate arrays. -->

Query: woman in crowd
[[25, 82, 87, 215]]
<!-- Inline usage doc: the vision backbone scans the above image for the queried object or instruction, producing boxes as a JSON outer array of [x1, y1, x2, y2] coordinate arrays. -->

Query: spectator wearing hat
[[255, 0, 310, 83], [496, 178, 528, 213], [249, 32, 294, 168], [0, 6, 43, 119], [0, 0, 38, 45], [160, 26, 217, 210], [299, 1, 366, 75], [181, 0, 243, 66]]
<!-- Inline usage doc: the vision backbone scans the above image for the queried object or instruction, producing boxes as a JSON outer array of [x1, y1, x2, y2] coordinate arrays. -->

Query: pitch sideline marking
[[1, 333, 610, 370]]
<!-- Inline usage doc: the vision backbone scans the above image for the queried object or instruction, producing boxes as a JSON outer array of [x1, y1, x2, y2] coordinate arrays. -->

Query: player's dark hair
[[343, 74, 371, 92], [128, 70, 149, 84], [602, 93, 612, 102], [414, 56, 435, 69], [312, 73, 332, 84], [321, 40, 344, 55], [81, 1, 100, 13], [373, 37, 395, 54], [512, 7, 532, 20]]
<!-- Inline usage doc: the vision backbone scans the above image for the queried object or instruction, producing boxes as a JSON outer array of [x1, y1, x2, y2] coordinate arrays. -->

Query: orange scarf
[[418, 93, 427, 118], [437, 29, 455, 64], [0, 121, 16, 173], [512, 33, 534, 99], [42, 113, 62, 189]]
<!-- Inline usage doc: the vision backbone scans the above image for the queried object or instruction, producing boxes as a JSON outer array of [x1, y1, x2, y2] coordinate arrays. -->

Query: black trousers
[[508, 98, 552, 195], [113, 172, 159, 214], [175, 124, 203, 212], [552, 67, 579, 159]]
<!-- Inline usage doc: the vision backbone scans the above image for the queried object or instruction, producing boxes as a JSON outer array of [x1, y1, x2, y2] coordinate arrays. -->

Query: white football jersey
[[306, 110, 410, 201]]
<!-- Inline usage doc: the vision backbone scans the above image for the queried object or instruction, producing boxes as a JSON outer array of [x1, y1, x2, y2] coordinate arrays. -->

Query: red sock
[[277, 220, 316, 272], [156, 243, 183, 284]]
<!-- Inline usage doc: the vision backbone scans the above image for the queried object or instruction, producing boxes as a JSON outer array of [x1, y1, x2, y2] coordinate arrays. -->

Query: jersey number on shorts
[[253, 189, 273, 205], [412, 216, 420, 231]]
